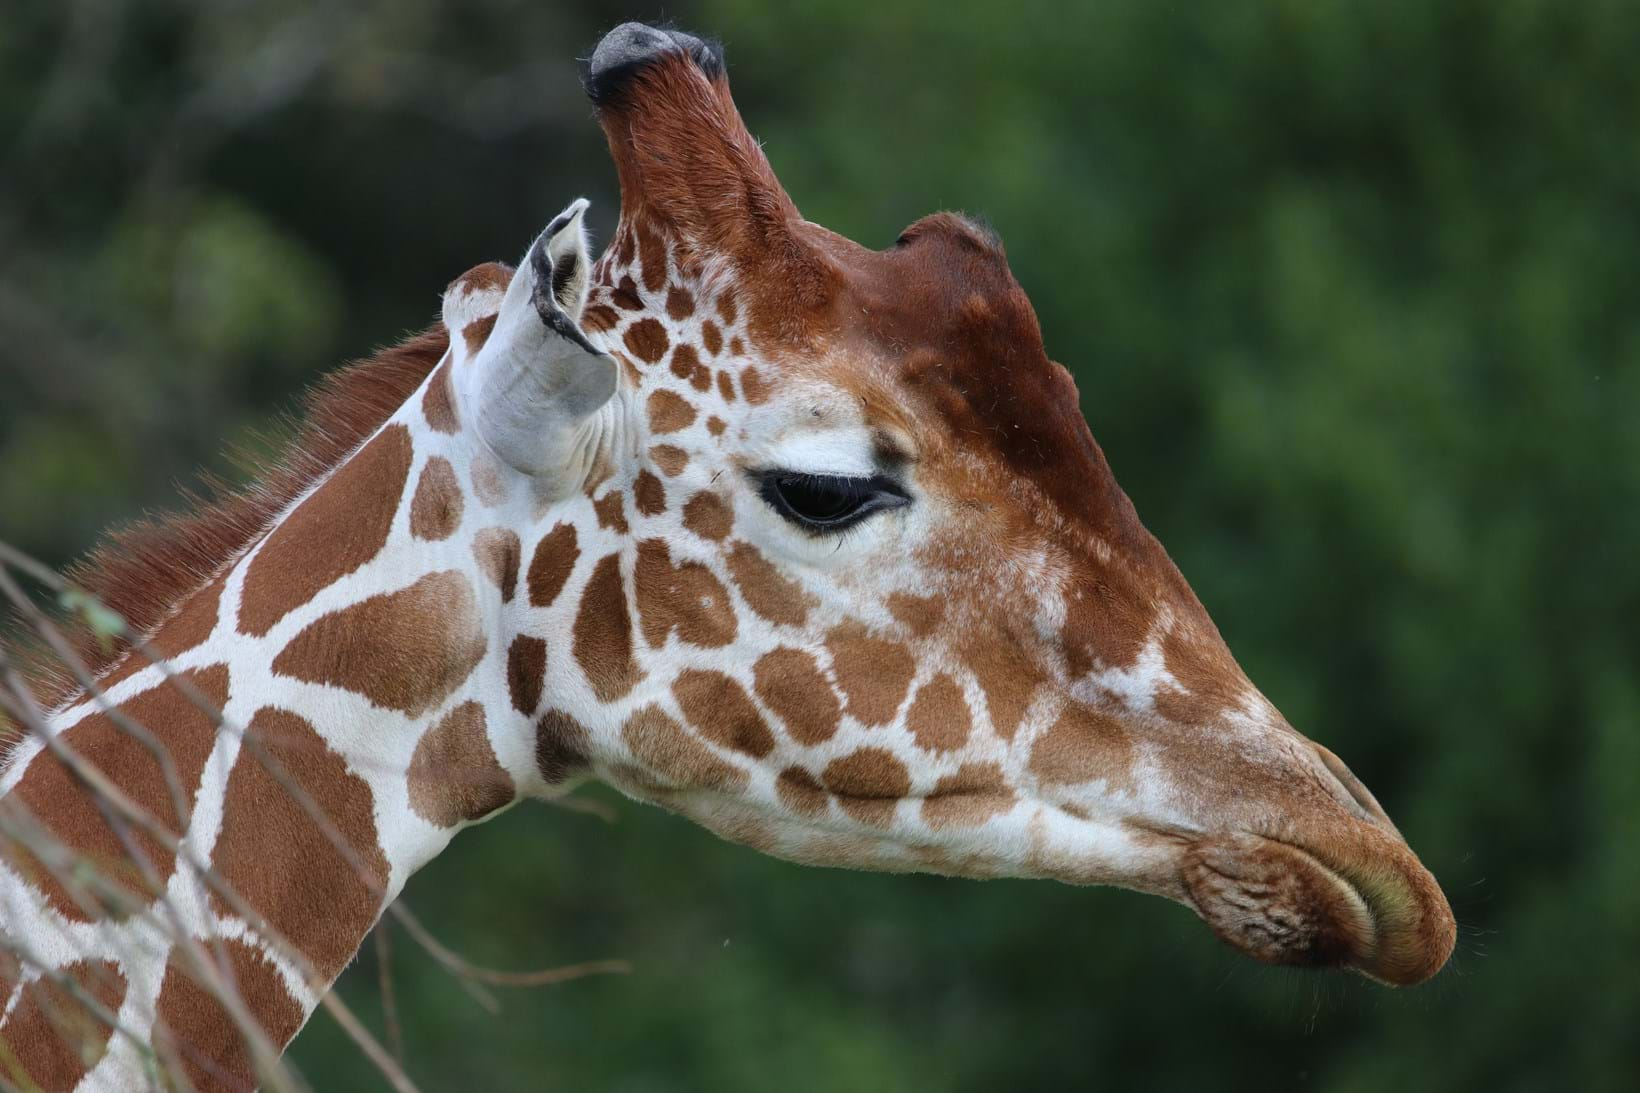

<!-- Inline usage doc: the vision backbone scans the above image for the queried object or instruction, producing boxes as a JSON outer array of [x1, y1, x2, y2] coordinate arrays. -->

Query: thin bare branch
[[374, 922, 405, 1066]]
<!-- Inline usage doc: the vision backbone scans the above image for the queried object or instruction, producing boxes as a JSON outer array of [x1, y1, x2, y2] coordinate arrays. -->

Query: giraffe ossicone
[[0, 20, 1455, 1090]]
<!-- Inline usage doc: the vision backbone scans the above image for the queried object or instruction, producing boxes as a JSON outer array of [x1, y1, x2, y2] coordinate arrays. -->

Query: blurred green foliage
[[3, 1, 1636, 1089]]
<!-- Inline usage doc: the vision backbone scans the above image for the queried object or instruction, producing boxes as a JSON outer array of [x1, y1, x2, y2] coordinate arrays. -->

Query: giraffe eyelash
[[753, 470, 910, 534]]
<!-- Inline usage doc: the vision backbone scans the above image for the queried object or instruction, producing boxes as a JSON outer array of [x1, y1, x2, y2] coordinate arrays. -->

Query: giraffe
[[0, 22, 1456, 1091]]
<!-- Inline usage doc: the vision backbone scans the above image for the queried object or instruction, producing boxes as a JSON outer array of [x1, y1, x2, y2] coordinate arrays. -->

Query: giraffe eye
[[757, 471, 909, 533]]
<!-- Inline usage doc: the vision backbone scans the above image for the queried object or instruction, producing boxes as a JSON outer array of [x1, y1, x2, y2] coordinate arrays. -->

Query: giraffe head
[[439, 24, 1454, 986]]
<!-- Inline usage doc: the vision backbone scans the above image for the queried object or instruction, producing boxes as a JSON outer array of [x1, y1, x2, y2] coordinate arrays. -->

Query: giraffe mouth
[[1179, 829, 1455, 986]]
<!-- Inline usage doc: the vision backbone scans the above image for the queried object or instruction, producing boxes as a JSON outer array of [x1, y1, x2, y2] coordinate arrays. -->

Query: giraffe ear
[[456, 198, 616, 480], [538, 198, 592, 317]]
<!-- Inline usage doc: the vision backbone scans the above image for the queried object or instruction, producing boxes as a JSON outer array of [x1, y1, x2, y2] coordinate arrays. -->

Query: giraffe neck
[[0, 378, 554, 1089], [0, 213, 756, 1088]]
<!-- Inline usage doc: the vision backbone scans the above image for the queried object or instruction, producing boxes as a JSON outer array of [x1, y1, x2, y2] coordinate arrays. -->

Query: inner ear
[[536, 201, 591, 318]]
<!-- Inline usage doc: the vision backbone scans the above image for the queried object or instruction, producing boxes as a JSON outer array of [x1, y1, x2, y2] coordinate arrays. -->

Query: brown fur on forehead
[[801, 216, 1200, 613]]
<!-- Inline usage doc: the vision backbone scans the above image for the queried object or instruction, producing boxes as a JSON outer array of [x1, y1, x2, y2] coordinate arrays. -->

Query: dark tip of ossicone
[[581, 21, 726, 106]]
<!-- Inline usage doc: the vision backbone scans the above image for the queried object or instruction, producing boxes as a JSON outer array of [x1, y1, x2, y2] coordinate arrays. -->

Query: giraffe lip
[[1180, 830, 1455, 986]]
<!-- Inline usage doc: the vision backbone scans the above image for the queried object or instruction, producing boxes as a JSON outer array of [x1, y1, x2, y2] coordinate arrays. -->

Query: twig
[[374, 921, 405, 1066]]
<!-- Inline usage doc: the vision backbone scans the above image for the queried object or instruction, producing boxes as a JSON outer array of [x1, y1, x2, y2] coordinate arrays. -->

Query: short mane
[[15, 326, 449, 710]]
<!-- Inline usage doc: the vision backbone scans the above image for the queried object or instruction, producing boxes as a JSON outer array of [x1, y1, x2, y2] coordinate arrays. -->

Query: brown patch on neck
[[421, 359, 459, 434], [409, 456, 464, 542], [408, 701, 515, 827], [212, 709, 389, 974], [153, 939, 303, 1093], [507, 635, 547, 716], [470, 454, 506, 507], [0, 959, 126, 1089], [98, 571, 226, 690], [526, 523, 579, 608], [238, 423, 415, 637], [1, 666, 229, 921], [535, 709, 591, 785], [472, 527, 522, 603], [271, 571, 487, 717], [15, 329, 447, 708]]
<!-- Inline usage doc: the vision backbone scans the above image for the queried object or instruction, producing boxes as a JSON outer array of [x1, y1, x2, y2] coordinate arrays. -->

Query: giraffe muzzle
[[1180, 821, 1456, 986]]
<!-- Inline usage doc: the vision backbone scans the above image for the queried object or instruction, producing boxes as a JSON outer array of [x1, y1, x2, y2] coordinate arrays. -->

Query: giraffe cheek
[[753, 648, 841, 745], [727, 543, 811, 627], [906, 673, 972, 754], [674, 670, 776, 758], [825, 624, 916, 727], [921, 763, 1016, 830], [634, 539, 738, 649], [821, 748, 911, 827], [621, 706, 748, 795], [1025, 703, 1137, 795]]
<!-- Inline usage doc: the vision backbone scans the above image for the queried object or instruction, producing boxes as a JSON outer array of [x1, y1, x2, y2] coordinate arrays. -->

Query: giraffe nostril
[[1311, 743, 1399, 835]]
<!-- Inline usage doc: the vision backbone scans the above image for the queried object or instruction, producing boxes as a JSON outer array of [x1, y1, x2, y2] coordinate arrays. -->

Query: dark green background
[[4, 2, 1635, 1089]]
